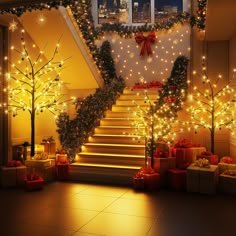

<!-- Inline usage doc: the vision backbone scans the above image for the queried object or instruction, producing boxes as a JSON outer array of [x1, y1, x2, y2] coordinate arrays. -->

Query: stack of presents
[[133, 139, 236, 195], [0, 138, 69, 191]]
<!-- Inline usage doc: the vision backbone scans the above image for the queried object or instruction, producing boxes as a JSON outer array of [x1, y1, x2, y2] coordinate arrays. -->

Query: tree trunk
[[30, 111, 35, 157]]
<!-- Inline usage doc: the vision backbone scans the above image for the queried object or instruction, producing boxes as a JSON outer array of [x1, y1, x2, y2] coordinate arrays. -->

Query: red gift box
[[142, 173, 160, 190], [56, 161, 70, 180], [24, 176, 44, 191], [175, 148, 193, 169], [133, 177, 145, 190], [168, 169, 187, 190], [197, 152, 218, 165], [133, 167, 160, 190]]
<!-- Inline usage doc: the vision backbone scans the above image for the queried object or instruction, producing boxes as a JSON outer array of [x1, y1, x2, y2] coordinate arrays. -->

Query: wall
[[229, 32, 236, 157]]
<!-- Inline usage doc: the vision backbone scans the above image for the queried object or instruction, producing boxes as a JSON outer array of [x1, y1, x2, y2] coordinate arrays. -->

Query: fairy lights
[[183, 56, 236, 153], [1, 30, 75, 157]]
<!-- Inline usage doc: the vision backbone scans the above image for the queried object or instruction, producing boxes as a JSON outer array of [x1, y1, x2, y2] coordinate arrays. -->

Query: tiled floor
[[0, 181, 236, 236]]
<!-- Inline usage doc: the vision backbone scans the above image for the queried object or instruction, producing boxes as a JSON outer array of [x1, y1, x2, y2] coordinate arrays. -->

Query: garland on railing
[[56, 40, 125, 161], [190, 0, 207, 30], [156, 55, 189, 116]]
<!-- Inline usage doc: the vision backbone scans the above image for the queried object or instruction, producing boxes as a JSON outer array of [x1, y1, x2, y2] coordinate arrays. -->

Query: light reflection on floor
[[0, 181, 235, 236]]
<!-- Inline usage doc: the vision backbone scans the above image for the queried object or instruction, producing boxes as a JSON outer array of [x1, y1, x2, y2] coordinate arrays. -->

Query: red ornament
[[135, 32, 156, 56]]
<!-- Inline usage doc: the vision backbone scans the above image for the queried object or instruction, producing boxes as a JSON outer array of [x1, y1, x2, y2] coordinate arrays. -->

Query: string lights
[[1, 30, 75, 157], [183, 55, 236, 153]]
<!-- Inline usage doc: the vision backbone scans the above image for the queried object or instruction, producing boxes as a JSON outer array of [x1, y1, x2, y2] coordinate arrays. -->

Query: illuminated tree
[[129, 56, 189, 168], [129, 91, 179, 168], [184, 56, 236, 153], [0, 30, 75, 157]]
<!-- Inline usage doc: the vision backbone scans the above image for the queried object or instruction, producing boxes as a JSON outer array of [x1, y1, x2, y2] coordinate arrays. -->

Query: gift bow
[[135, 32, 156, 56]]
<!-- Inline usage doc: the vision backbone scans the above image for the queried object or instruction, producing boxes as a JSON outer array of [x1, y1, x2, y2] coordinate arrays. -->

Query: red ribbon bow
[[135, 32, 156, 56]]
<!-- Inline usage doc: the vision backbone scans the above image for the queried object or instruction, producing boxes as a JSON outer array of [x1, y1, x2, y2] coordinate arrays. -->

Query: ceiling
[[204, 0, 236, 41]]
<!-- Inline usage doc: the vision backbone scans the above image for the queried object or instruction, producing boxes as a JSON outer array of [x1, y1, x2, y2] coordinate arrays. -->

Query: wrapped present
[[24, 176, 44, 191], [153, 157, 176, 186], [175, 147, 206, 169], [56, 160, 70, 180], [56, 153, 67, 163], [186, 164, 218, 194], [133, 177, 145, 190], [220, 156, 236, 164], [196, 151, 218, 165], [25, 159, 55, 168], [0, 165, 27, 187], [168, 169, 186, 190], [219, 171, 236, 195], [133, 167, 160, 190]]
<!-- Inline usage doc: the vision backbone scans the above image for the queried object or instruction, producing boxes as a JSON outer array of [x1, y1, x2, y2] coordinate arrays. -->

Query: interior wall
[[229, 32, 236, 157]]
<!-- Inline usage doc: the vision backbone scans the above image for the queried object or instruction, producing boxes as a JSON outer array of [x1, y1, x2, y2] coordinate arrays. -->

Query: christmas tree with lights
[[129, 56, 189, 168], [184, 56, 236, 153], [1, 30, 75, 157]]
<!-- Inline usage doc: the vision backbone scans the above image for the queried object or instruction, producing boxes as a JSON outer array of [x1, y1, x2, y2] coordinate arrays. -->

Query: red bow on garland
[[135, 32, 156, 56]]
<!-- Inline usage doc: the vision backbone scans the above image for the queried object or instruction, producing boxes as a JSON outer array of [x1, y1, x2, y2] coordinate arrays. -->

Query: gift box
[[25, 159, 55, 168], [175, 147, 206, 169], [196, 152, 218, 165], [24, 176, 44, 191], [186, 164, 218, 194], [142, 173, 160, 190], [56, 154, 67, 163], [168, 169, 186, 190], [0, 165, 27, 187], [219, 170, 236, 195], [133, 177, 145, 190], [153, 157, 176, 186], [56, 161, 70, 180], [133, 167, 160, 190]]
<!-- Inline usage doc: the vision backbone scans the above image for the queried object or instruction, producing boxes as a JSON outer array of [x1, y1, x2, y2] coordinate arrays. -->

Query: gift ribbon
[[135, 32, 156, 56]]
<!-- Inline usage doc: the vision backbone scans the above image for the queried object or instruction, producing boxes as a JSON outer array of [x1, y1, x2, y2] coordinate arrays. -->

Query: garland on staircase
[[56, 40, 125, 161]]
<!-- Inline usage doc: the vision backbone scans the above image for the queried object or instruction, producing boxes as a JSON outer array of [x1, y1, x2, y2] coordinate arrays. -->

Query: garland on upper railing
[[190, 0, 207, 30]]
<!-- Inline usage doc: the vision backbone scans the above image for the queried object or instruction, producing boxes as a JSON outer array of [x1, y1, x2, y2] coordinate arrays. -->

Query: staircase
[[69, 88, 159, 186]]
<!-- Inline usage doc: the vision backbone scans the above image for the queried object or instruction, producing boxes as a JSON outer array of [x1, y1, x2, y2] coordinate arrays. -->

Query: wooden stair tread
[[71, 162, 141, 170], [83, 143, 144, 147], [78, 152, 144, 158]]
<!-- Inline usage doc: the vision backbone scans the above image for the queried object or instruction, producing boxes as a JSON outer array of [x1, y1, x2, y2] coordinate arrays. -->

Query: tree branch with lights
[[1, 30, 75, 157], [184, 56, 236, 153]]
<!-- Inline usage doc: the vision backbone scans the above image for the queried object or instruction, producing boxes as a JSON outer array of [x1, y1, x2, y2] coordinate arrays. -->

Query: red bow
[[135, 32, 156, 56]]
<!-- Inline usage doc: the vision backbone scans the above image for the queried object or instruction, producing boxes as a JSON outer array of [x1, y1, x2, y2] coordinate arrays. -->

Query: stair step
[[112, 104, 150, 112], [100, 118, 135, 126], [81, 143, 145, 155], [68, 163, 141, 186], [77, 152, 145, 166], [105, 111, 134, 118], [88, 134, 145, 144], [116, 99, 156, 106], [119, 94, 158, 100], [94, 126, 143, 135], [123, 88, 160, 95]]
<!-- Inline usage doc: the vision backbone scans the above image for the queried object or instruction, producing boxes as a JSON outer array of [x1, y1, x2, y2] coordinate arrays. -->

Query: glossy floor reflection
[[0, 181, 235, 236]]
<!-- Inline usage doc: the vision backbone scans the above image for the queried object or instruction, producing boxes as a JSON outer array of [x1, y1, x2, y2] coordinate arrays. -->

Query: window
[[95, 0, 188, 25]]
